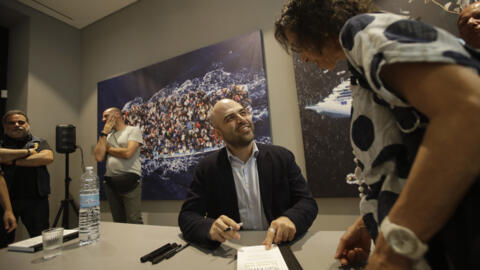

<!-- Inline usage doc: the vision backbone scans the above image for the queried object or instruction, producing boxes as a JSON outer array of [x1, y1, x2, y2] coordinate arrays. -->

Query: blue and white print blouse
[[339, 12, 480, 241]]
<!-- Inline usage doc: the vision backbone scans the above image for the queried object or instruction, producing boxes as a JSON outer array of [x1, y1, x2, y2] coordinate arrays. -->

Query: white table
[[0, 222, 347, 270]]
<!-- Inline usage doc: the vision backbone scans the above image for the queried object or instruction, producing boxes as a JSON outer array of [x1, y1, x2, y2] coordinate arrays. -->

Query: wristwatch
[[380, 216, 428, 260]]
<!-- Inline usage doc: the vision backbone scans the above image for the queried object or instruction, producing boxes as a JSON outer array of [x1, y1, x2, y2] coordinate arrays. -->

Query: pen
[[224, 222, 243, 232], [140, 243, 172, 263]]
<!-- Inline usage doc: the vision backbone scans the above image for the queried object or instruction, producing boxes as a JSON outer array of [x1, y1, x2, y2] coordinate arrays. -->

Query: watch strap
[[380, 216, 428, 260]]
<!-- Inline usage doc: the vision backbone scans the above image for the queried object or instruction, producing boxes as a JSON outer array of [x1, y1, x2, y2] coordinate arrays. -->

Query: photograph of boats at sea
[[293, 57, 357, 197], [97, 30, 271, 200]]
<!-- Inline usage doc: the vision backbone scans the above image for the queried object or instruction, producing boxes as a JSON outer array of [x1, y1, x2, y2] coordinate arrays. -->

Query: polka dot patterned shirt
[[339, 13, 480, 241]]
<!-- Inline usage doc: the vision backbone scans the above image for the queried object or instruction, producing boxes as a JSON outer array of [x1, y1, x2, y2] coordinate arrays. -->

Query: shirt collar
[[226, 141, 259, 163]]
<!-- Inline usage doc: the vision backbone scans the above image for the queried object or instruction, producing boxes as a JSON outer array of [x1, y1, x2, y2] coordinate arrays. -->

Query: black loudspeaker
[[56, 124, 76, 153]]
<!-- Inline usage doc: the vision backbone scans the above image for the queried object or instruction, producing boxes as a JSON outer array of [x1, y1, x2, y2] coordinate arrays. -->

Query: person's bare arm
[[94, 135, 108, 162], [106, 140, 140, 159], [94, 115, 116, 162], [0, 148, 31, 163], [0, 176, 16, 233], [15, 149, 54, 167], [381, 62, 480, 242], [0, 176, 13, 212], [368, 63, 480, 266]]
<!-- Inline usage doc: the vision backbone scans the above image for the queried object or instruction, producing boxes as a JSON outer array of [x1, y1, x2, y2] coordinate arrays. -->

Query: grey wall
[[1, 0, 81, 240], [7, 18, 29, 112], [2, 0, 360, 241]]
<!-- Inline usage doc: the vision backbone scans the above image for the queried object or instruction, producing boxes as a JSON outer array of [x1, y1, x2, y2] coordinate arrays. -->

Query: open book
[[7, 228, 79, 253]]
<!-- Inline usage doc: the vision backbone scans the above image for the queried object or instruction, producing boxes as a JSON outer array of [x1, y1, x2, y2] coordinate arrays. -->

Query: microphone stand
[[53, 152, 78, 228]]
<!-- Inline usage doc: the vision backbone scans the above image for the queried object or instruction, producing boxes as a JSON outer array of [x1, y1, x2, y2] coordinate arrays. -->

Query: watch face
[[388, 230, 418, 255]]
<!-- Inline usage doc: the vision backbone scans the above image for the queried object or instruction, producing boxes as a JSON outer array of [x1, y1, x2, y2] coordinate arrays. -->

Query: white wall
[[79, 0, 359, 230]]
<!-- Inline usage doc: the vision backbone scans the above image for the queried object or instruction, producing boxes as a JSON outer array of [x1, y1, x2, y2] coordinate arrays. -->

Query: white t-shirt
[[105, 125, 144, 177]]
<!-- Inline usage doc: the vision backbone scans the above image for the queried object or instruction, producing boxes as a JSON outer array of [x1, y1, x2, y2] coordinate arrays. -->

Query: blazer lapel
[[217, 148, 241, 222], [256, 145, 273, 222]]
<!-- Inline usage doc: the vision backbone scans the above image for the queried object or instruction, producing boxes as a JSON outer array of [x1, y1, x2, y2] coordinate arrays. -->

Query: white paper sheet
[[237, 245, 288, 270]]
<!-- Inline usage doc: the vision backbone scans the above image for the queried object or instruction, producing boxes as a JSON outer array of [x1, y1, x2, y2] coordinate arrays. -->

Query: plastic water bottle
[[79, 166, 100, 246]]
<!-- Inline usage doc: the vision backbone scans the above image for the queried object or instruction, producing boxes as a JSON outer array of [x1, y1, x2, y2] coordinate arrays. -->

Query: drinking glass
[[42, 227, 64, 259]]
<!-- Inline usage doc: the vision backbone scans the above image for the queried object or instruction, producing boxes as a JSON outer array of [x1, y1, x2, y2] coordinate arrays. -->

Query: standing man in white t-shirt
[[94, 107, 144, 224]]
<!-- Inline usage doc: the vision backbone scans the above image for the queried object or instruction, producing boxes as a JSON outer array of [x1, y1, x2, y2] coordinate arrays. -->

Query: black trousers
[[426, 178, 480, 269], [0, 198, 49, 248]]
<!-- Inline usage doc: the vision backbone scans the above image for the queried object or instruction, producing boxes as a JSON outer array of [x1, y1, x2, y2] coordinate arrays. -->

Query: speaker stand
[[53, 152, 78, 228]]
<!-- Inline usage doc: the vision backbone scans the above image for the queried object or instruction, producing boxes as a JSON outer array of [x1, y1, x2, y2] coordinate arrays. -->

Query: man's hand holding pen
[[209, 215, 242, 243]]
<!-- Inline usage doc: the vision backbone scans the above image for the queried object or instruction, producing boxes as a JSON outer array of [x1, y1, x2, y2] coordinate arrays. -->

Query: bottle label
[[80, 193, 100, 208]]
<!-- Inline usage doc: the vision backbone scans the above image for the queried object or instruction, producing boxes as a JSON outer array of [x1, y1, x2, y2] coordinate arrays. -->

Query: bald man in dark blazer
[[178, 99, 317, 249]]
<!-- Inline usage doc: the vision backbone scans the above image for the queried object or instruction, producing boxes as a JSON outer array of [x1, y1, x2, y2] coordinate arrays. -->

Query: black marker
[[140, 243, 172, 263], [151, 243, 179, 264], [166, 243, 190, 259]]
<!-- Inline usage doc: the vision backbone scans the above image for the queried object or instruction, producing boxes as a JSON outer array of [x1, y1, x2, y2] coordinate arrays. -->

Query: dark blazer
[[178, 143, 318, 249]]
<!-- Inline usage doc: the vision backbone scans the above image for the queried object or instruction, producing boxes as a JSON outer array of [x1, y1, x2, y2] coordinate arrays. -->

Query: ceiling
[[16, 0, 139, 29]]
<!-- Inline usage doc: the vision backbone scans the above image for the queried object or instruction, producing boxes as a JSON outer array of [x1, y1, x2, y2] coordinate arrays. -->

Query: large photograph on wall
[[293, 57, 357, 197], [97, 30, 271, 200]]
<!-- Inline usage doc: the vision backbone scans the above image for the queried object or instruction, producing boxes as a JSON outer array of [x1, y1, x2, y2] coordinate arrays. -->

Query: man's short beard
[[218, 121, 255, 149], [8, 129, 29, 138], [228, 134, 254, 148], [6, 130, 30, 142]]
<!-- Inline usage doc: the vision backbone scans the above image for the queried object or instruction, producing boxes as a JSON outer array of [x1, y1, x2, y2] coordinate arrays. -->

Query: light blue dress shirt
[[226, 142, 269, 230]]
